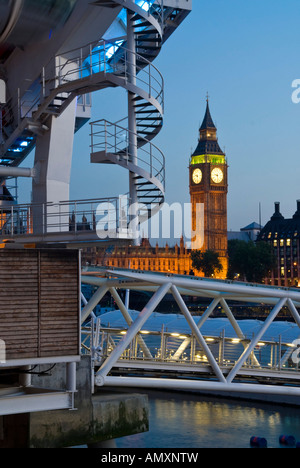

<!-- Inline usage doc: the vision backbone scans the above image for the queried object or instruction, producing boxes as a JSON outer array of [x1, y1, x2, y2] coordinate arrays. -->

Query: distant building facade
[[257, 201, 300, 287], [92, 237, 193, 275], [228, 222, 262, 243]]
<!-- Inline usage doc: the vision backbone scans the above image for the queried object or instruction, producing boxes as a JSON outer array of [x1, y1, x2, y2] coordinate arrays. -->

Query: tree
[[228, 239, 277, 283], [191, 250, 223, 277]]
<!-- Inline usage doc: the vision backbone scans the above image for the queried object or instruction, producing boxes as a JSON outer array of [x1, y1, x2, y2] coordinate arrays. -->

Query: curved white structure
[[0, 0, 192, 242]]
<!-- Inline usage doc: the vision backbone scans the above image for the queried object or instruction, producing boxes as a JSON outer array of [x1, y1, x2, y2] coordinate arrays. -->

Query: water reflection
[[116, 391, 300, 449]]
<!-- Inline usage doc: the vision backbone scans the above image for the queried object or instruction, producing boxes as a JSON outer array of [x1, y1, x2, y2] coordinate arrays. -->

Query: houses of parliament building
[[85, 101, 229, 279]]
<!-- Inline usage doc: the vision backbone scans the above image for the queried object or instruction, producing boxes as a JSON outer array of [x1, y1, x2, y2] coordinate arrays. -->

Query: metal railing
[[1, 36, 164, 135], [0, 197, 128, 237], [90, 119, 165, 185], [81, 324, 300, 374]]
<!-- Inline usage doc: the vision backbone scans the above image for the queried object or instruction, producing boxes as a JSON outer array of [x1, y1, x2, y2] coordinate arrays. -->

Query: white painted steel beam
[[226, 297, 287, 384], [109, 287, 153, 359], [287, 298, 300, 328], [103, 376, 300, 398], [219, 298, 246, 340], [81, 274, 300, 307], [171, 297, 221, 361], [0, 355, 80, 368], [171, 285, 226, 383], [81, 284, 108, 324], [0, 166, 35, 178], [0, 389, 74, 416], [96, 282, 172, 384], [107, 270, 300, 303]]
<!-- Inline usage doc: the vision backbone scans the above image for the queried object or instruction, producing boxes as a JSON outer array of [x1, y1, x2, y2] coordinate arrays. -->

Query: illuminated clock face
[[192, 168, 202, 184], [211, 168, 224, 184]]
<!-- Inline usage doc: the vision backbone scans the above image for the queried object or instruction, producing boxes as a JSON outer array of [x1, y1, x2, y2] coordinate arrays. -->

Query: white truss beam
[[81, 269, 300, 397], [81, 284, 108, 323], [104, 376, 300, 398], [170, 285, 226, 383], [109, 287, 153, 359], [95, 282, 172, 385], [226, 298, 287, 384]]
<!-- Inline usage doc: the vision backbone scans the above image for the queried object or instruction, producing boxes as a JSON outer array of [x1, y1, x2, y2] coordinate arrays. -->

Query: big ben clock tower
[[189, 99, 228, 277]]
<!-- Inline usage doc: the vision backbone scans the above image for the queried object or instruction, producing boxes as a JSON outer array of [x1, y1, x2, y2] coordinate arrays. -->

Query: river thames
[[115, 390, 300, 449]]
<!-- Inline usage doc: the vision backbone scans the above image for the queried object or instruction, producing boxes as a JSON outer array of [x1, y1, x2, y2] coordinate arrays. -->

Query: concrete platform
[[0, 356, 149, 448]]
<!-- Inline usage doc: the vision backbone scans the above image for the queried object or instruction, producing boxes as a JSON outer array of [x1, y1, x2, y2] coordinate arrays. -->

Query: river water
[[115, 390, 300, 449]]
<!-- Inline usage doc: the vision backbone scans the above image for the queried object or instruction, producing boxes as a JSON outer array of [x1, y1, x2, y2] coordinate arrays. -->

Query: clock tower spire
[[189, 100, 228, 278]]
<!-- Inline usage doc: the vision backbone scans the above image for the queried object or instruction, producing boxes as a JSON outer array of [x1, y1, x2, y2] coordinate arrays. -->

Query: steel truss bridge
[[81, 269, 300, 398]]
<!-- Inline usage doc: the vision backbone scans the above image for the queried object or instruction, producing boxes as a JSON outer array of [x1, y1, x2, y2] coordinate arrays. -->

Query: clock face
[[211, 167, 224, 184], [192, 168, 202, 184]]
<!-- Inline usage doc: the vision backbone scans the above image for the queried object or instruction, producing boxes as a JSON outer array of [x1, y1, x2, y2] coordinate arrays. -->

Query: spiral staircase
[[0, 0, 191, 241]]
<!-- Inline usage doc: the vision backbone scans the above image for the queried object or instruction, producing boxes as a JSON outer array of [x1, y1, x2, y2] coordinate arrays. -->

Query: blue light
[[137, 1, 155, 11], [140, 1, 149, 11], [105, 40, 124, 60]]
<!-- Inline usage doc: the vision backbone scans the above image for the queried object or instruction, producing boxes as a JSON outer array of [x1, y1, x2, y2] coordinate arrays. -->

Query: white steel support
[[0, 166, 35, 179], [171, 285, 226, 383], [219, 297, 260, 367], [19, 366, 31, 388], [127, 9, 139, 246], [286, 298, 300, 328], [108, 270, 300, 303], [197, 297, 221, 328], [219, 298, 246, 341], [109, 287, 153, 359], [226, 297, 287, 384], [81, 284, 109, 324], [104, 376, 300, 398], [0, 390, 74, 416], [84, 270, 300, 396], [280, 299, 300, 367], [171, 297, 220, 361], [96, 282, 172, 385], [32, 99, 77, 234], [66, 362, 77, 394]]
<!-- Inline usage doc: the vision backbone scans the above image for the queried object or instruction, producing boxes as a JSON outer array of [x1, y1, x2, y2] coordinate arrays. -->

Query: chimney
[[293, 200, 300, 218], [271, 202, 284, 220]]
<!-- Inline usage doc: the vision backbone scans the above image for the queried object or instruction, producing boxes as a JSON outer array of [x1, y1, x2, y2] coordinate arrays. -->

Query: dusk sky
[[19, 0, 300, 234]]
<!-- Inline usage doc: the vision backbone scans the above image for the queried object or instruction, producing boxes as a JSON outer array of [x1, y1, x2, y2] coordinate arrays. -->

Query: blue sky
[[19, 0, 300, 232]]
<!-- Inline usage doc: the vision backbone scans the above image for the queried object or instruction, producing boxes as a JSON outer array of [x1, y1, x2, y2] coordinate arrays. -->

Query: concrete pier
[[0, 356, 149, 448]]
